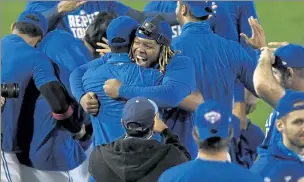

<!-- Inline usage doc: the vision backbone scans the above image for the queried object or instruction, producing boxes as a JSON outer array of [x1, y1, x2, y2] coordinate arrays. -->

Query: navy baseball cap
[[136, 15, 172, 46], [183, 1, 213, 18], [274, 44, 304, 68], [106, 16, 139, 47], [16, 11, 48, 37], [194, 101, 230, 141], [122, 97, 158, 131], [276, 91, 304, 119]]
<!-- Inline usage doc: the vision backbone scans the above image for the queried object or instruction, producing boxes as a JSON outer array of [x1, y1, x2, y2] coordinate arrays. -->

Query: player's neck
[[283, 137, 304, 156], [198, 150, 230, 162], [12, 31, 36, 47]]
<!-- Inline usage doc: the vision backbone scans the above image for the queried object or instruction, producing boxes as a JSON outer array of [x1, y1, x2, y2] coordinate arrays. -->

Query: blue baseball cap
[[194, 101, 230, 141], [122, 97, 158, 131], [276, 91, 304, 119], [136, 15, 172, 46], [16, 11, 48, 37], [274, 44, 304, 68], [106, 16, 139, 47], [183, 1, 213, 18]]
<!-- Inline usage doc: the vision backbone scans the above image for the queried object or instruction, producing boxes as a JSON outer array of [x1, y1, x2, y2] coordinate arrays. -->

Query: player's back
[[25, 1, 129, 38], [172, 22, 256, 115], [29, 30, 92, 171], [1, 34, 55, 152], [159, 159, 264, 182], [144, 1, 180, 37], [82, 53, 162, 145]]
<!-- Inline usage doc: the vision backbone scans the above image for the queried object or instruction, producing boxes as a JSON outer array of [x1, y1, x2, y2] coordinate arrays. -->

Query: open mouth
[[135, 55, 148, 66]]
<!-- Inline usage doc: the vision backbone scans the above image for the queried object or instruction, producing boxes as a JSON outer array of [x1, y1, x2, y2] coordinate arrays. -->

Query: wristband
[[52, 106, 73, 120]]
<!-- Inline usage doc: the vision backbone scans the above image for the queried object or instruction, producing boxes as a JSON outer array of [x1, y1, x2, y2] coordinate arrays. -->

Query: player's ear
[[192, 127, 199, 141], [11, 22, 16, 32], [276, 119, 284, 132], [181, 4, 187, 16]]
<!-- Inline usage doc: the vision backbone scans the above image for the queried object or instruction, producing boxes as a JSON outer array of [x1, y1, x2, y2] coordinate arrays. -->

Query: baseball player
[[158, 101, 264, 182], [1, 11, 84, 182], [25, 1, 177, 39], [18, 30, 93, 182], [250, 91, 304, 182]]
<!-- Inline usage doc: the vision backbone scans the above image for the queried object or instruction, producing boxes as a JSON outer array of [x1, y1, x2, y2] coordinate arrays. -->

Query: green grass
[[1, 1, 304, 131]]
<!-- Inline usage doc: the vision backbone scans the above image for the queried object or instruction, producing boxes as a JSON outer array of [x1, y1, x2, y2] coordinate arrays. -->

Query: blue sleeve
[[119, 56, 195, 108], [233, 1, 259, 103], [38, 31, 91, 72], [250, 156, 274, 178], [230, 42, 258, 97], [97, 1, 129, 16], [234, 79, 245, 102], [70, 54, 109, 102], [237, 1, 258, 63], [25, 1, 57, 12], [33, 54, 58, 89], [25, 1, 63, 32], [143, 2, 157, 12]]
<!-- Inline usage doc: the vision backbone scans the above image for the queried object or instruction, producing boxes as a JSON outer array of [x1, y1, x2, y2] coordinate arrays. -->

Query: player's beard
[[288, 133, 304, 151]]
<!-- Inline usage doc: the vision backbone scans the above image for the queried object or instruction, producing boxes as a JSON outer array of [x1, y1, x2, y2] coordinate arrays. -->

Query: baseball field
[[1, 1, 304, 131]]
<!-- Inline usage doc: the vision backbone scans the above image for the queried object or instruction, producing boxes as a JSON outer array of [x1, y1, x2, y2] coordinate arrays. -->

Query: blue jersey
[[70, 54, 110, 103], [1, 34, 57, 152], [25, 1, 129, 38], [118, 54, 197, 158], [159, 159, 264, 182], [209, 1, 258, 103], [172, 22, 257, 116], [143, 1, 180, 38], [251, 141, 304, 182], [28, 30, 92, 171], [82, 53, 163, 146], [261, 89, 293, 150], [143, 1, 258, 102]]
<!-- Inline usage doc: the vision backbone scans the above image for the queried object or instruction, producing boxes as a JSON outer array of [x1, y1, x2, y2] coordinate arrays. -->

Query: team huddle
[[1, 1, 304, 182]]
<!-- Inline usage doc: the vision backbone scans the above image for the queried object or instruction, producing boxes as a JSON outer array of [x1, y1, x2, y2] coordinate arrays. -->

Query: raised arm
[[253, 48, 285, 108]]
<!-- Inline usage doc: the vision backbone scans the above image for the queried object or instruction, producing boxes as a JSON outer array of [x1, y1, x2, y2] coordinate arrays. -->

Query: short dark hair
[[125, 122, 153, 138], [109, 28, 137, 53], [109, 37, 130, 53], [180, 1, 210, 22], [193, 127, 233, 152], [14, 14, 43, 37], [83, 11, 117, 51]]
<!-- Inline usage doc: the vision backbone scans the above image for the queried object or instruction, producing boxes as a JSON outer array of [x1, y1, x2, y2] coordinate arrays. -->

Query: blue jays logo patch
[[204, 111, 221, 124]]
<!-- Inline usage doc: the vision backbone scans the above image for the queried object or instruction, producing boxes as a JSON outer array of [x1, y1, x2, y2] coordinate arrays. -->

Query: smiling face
[[277, 109, 304, 149], [131, 37, 161, 68]]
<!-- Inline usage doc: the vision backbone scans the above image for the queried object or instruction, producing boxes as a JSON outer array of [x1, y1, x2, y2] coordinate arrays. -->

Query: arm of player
[[118, 56, 196, 108], [238, 1, 259, 62], [33, 55, 83, 134], [253, 48, 285, 108], [70, 55, 109, 103], [230, 40, 259, 98], [178, 92, 204, 112], [119, 81, 191, 108], [235, 1, 259, 125], [25, 1, 87, 32]]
